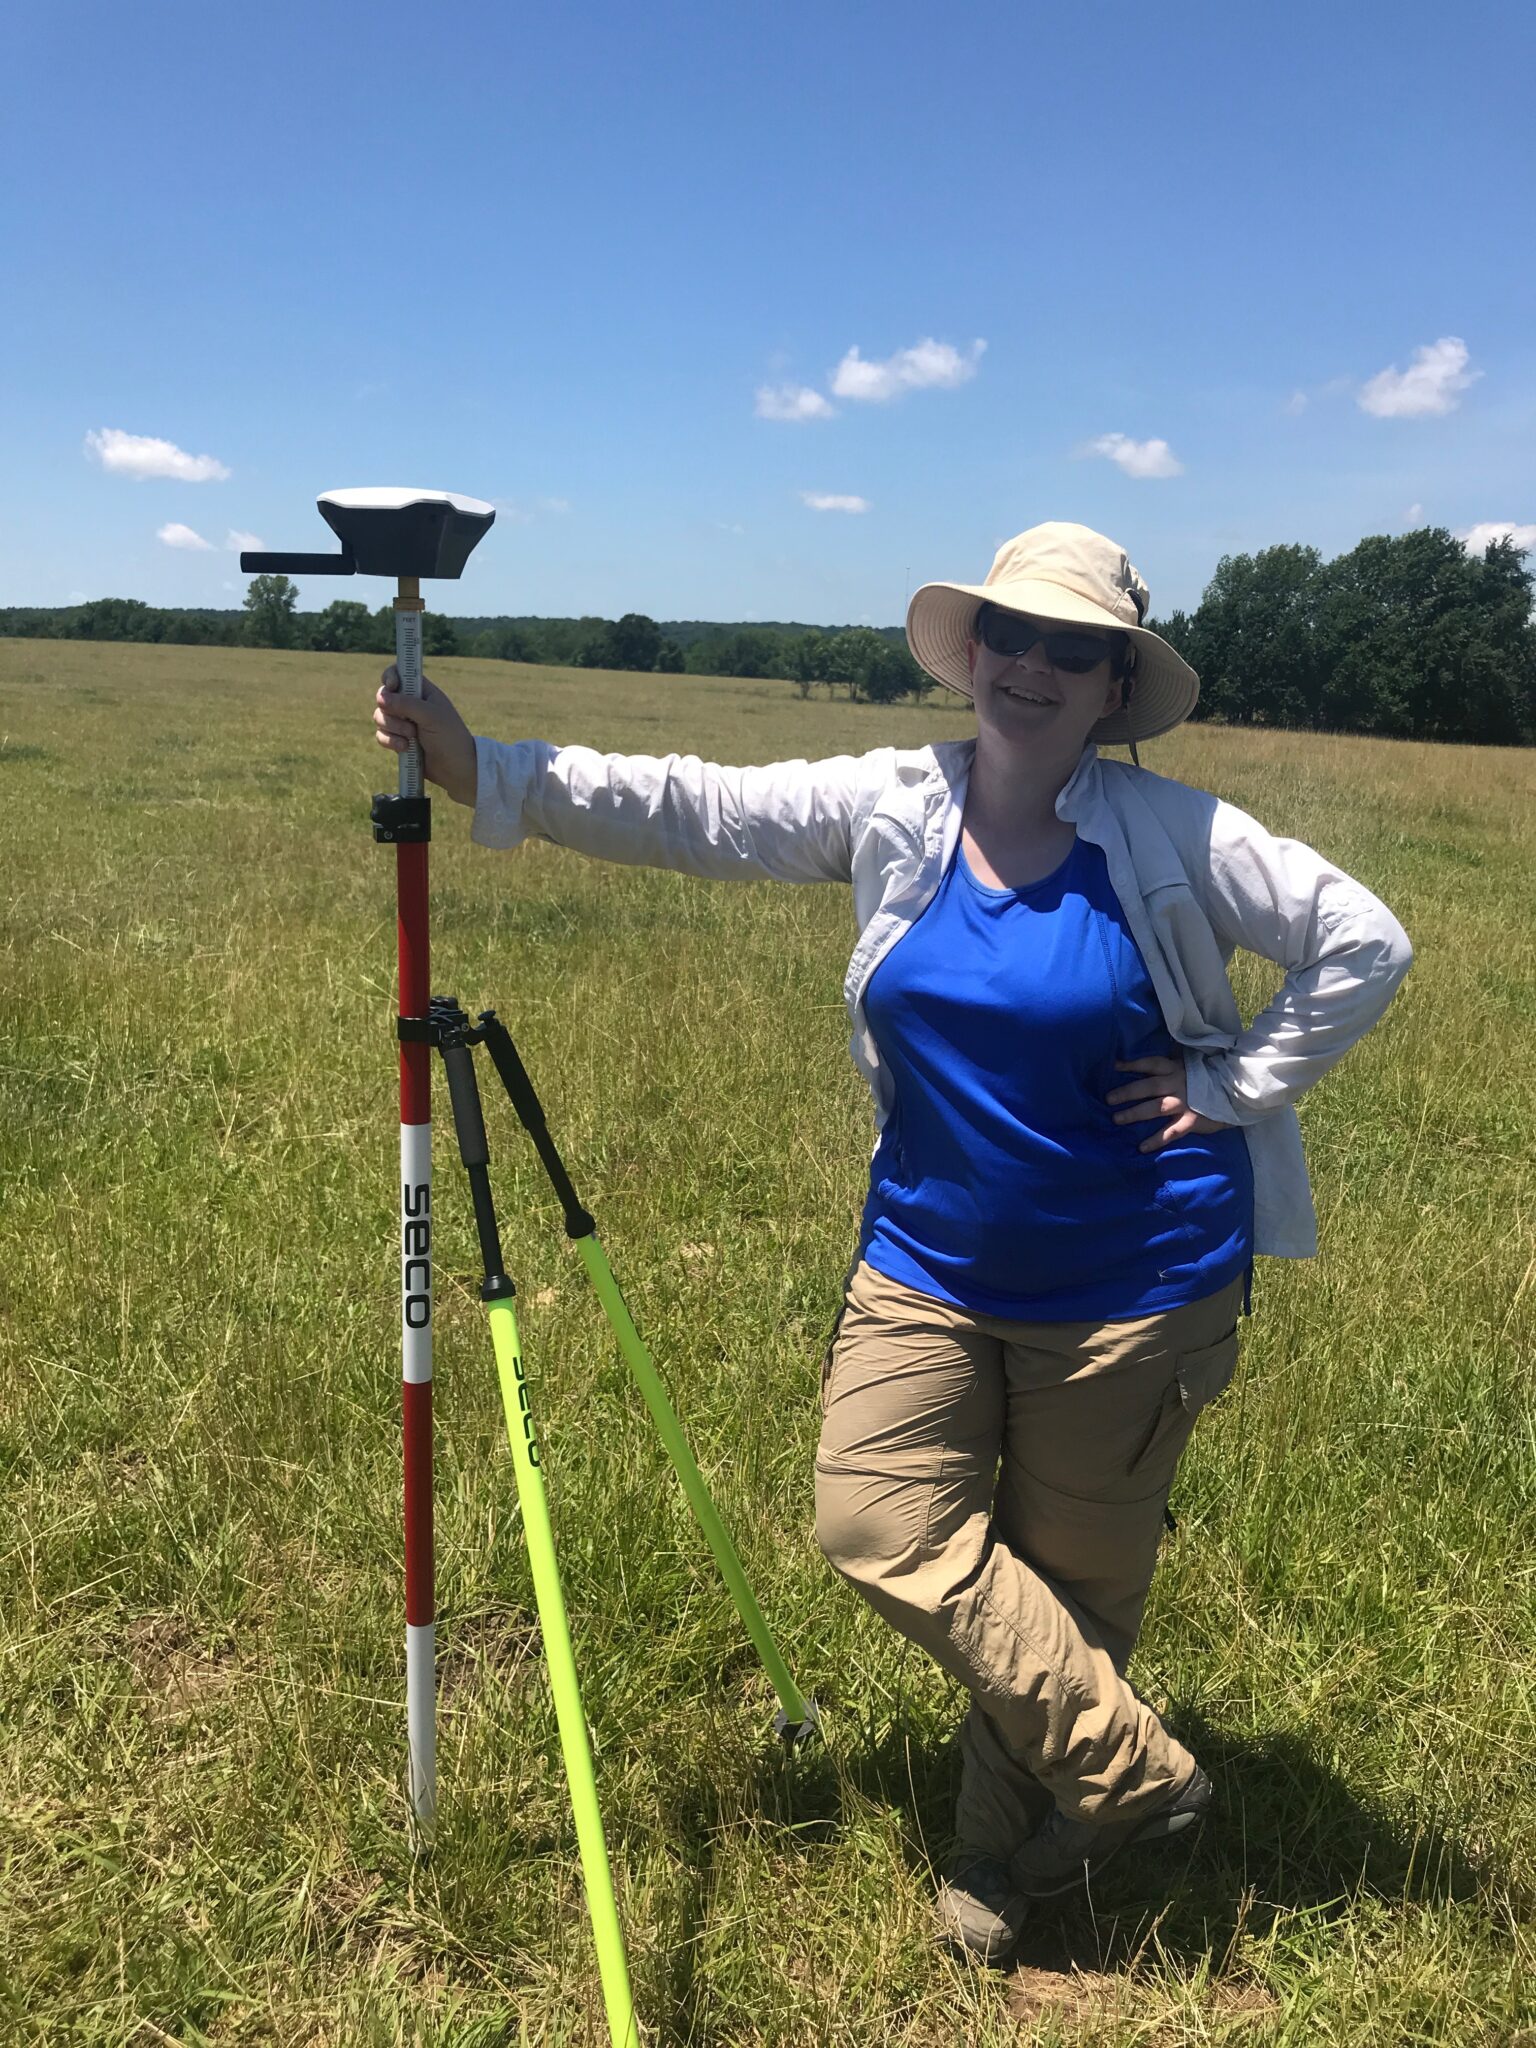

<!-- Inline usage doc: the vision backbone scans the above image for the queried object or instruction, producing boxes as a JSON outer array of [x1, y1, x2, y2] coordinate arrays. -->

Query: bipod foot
[[773, 1697, 824, 1748]]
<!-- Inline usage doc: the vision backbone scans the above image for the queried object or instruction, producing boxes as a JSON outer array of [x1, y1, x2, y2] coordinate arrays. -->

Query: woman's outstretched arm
[[375, 666, 877, 886]]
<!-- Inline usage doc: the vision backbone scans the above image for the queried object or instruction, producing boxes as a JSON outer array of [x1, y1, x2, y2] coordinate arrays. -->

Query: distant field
[[2, 636, 1533, 2046]]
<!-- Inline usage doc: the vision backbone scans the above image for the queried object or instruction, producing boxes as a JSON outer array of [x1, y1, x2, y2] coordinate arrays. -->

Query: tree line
[[1151, 528, 1535, 746], [4, 527, 1532, 740], [1, 580, 936, 704]]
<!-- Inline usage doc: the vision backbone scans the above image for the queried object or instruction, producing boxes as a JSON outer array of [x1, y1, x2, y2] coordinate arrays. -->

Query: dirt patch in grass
[[1007, 1926, 1278, 2036], [437, 1608, 540, 1704], [125, 1614, 241, 1723], [1007, 1962, 1277, 2038]]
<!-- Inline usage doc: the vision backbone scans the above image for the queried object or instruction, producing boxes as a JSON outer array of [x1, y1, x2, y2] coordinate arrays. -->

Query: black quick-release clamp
[[371, 793, 432, 844], [396, 995, 476, 1049]]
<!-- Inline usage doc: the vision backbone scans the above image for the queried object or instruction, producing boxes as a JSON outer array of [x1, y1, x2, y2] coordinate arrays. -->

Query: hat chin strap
[[1123, 670, 1140, 769]]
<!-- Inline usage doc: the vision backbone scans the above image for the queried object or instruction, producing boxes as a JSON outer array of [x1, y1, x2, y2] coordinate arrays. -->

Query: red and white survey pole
[[242, 490, 494, 1851], [388, 580, 436, 1846]]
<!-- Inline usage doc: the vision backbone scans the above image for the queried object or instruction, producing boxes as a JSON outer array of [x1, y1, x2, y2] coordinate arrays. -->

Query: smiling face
[[966, 613, 1127, 766]]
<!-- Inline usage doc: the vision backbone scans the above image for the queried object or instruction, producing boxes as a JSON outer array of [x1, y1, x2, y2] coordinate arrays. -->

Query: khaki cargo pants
[[815, 1259, 1245, 1859]]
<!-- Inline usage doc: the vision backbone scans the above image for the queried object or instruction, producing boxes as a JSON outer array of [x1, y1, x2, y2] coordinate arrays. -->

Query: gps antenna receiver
[[240, 486, 496, 578]]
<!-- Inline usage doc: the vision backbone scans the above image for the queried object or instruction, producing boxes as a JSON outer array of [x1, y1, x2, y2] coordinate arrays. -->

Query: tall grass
[[1, 638, 1532, 2045]]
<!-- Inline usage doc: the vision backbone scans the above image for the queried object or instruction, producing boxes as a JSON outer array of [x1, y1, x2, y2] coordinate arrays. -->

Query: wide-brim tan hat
[[906, 521, 1199, 745]]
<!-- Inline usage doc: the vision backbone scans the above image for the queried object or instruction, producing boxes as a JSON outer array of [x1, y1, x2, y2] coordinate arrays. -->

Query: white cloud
[[1358, 337, 1479, 418], [1284, 390, 1309, 416], [158, 522, 214, 551], [1406, 503, 1425, 524], [755, 382, 836, 422], [1463, 520, 1536, 556], [85, 427, 231, 482], [830, 337, 985, 403], [801, 491, 869, 513], [67, 590, 88, 603], [226, 528, 264, 552], [539, 497, 571, 514], [1083, 432, 1184, 479]]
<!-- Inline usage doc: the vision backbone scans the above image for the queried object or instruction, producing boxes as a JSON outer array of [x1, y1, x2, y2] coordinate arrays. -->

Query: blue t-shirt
[[859, 833, 1253, 1320]]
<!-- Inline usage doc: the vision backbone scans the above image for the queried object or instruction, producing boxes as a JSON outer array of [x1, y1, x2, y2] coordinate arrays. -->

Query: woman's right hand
[[374, 665, 478, 808]]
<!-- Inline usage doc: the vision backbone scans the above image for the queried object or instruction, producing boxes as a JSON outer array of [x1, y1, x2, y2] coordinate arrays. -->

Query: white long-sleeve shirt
[[471, 733, 1413, 1260]]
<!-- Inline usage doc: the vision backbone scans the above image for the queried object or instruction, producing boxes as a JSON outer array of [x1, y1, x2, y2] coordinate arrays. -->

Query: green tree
[[472, 624, 536, 661], [861, 635, 925, 703], [243, 574, 298, 649], [309, 600, 375, 653], [781, 631, 828, 694], [818, 630, 866, 697], [1460, 536, 1536, 744], [564, 617, 627, 668], [0, 608, 63, 638], [602, 613, 663, 672], [860, 636, 903, 703], [684, 631, 728, 676], [692, 628, 778, 679], [1315, 528, 1492, 738], [75, 597, 156, 641], [809, 627, 912, 700], [424, 613, 459, 657], [1181, 545, 1324, 728]]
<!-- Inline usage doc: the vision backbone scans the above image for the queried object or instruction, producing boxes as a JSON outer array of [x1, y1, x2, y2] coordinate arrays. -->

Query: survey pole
[[392, 574, 435, 1846], [241, 489, 495, 1850]]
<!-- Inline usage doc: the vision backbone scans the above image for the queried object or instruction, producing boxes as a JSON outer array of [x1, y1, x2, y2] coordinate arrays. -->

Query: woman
[[373, 521, 1412, 1963]]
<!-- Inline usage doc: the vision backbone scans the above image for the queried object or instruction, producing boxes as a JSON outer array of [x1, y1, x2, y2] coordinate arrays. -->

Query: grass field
[[2, 636, 1533, 2046]]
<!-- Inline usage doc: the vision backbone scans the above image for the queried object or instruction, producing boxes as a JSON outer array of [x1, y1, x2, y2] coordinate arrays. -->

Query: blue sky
[[5, 0, 1534, 625]]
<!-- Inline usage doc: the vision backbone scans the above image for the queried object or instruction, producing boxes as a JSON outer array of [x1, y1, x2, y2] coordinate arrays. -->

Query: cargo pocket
[[1126, 1327, 1240, 1493]]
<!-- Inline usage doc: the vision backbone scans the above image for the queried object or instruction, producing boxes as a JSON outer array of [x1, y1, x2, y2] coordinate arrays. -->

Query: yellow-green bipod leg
[[486, 1297, 639, 2048], [575, 1234, 813, 1731]]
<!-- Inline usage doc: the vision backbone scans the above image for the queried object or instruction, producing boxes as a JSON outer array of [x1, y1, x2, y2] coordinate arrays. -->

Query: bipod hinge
[[396, 994, 481, 1050]]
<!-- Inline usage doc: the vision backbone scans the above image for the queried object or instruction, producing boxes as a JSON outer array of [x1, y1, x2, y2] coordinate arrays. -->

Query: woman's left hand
[[1107, 1056, 1234, 1154]]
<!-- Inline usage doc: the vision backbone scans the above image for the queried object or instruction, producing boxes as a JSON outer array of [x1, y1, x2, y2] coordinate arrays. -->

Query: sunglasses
[[975, 603, 1125, 676]]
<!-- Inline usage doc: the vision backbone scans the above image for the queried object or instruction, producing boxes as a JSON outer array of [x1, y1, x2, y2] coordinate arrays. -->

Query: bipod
[[432, 998, 822, 1748], [411, 998, 638, 2048]]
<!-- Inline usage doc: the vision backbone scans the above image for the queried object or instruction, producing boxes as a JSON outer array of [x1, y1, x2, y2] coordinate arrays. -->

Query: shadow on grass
[[658, 1697, 1522, 2011], [1002, 1705, 1517, 2003]]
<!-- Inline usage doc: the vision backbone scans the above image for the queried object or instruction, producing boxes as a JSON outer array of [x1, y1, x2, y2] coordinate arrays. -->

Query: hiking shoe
[[934, 1852, 1028, 1964], [1009, 1763, 1212, 1899]]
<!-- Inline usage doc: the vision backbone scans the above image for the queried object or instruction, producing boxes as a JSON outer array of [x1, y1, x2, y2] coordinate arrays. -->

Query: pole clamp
[[398, 996, 476, 1049], [372, 793, 432, 844]]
